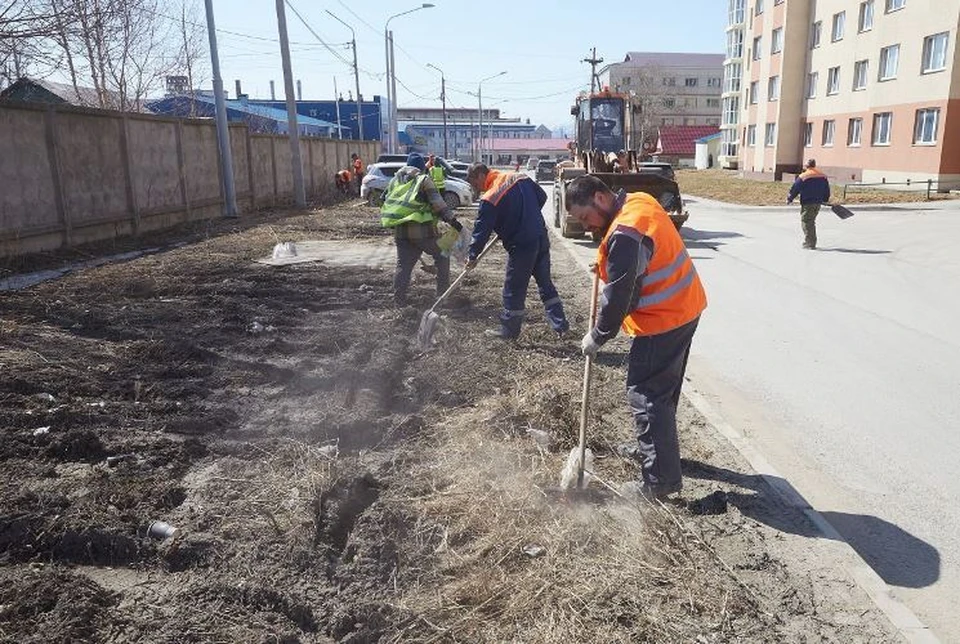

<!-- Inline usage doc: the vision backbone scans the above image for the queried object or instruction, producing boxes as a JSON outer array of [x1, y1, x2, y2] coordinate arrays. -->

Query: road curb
[[545, 211, 939, 644]]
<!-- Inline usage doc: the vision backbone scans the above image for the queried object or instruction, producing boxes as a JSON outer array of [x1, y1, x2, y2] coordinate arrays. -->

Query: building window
[[768, 76, 780, 101], [722, 96, 740, 125], [848, 118, 863, 146], [727, 29, 744, 58], [811, 21, 822, 48], [853, 60, 869, 90], [885, 0, 905, 12], [747, 124, 757, 146], [708, 77, 722, 87], [859, 1, 874, 32], [723, 62, 742, 92], [922, 33, 949, 73], [832, 12, 846, 42], [764, 123, 776, 146], [755, 0, 763, 15], [804, 122, 813, 147], [622, 77, 632, 86], [772, 27, 783, 53], [822, 120, 836, 146], [662, 77, 676, 86], [663, 98, 676, 108], [827, 67, 841, 95], [879, 44, 900, 80], [806, 72, 818, 98], [685, 77, 699, 87], [753, 36, 762, 60], [872, 112, 893, 145], [729, 0, 746, 26], [914, 108, 940, 144], [662, 118, 675, 126], [707, 98, 721, 108], [749, 80, 759, 104]]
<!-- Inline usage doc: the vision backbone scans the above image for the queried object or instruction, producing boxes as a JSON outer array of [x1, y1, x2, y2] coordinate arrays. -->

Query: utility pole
[[275, 0, 305, 207], [389, 31, 398, 152], [326, 10, 363, 140], [203, 0, 238, 217], [582, 47, 604, 94], [334, 77, 342, 139], [427, 63, 447, 157]]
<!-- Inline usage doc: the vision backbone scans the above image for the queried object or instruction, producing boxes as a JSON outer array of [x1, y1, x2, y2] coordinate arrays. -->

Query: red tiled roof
[[656, 126, 720, 156], [487, 138, 572, 152]]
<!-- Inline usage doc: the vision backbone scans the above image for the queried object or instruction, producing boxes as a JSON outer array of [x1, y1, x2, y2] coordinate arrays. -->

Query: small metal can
[[147, 521, 178, 540]]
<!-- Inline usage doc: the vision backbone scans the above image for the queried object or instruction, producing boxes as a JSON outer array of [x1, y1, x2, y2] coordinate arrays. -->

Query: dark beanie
[[406, 153, 426, 170]]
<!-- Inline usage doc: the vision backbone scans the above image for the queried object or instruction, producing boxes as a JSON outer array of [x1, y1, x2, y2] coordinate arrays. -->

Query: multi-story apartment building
[[598, 52, 725, 127], [740, 0, 960, 184], [720, 0, 747, 167]]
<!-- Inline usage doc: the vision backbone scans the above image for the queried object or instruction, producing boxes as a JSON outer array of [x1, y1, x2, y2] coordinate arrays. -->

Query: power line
[[282, 0, 384, 82]]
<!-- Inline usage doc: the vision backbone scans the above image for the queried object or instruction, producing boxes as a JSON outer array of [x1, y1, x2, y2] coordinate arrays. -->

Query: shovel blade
[[417, 310, 440, 350]]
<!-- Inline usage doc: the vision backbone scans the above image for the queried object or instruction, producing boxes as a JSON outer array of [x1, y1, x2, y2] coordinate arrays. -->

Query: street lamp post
[[383, 4, 434, 153], [326, 10, 363, 140], [426, 63, 447, 158], [477, 71, 506, 164]]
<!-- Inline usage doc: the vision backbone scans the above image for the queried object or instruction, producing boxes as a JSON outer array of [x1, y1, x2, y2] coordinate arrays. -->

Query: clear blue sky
[[210, 0, 727, 134]]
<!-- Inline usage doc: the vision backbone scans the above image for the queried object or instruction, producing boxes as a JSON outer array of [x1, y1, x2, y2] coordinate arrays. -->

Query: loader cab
[[574, 95, 626, 155]]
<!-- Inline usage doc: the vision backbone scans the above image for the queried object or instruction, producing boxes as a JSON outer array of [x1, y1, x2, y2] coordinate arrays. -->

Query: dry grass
[[676, 168, 956, 206]]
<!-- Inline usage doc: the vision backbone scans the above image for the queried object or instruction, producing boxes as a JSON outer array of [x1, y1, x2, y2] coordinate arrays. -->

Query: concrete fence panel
[[180, 122, 221, 211], [228, 124, 250, 204], [126, 117, 181, 216], [55, 110, 128, 233], [0, 106, 57, 237], [249, 136, 276, 206], [274, 139, 294, 197]]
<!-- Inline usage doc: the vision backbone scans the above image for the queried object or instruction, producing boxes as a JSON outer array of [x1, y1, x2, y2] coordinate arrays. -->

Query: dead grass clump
[[391, 406, 772, 642]]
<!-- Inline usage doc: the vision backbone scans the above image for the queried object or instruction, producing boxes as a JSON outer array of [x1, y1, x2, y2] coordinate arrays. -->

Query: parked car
[[525, 158, 540, 170], [361, 162, 474, 209], [375, 154, 468, 181], [535, 159, 558, 182], [447, 160, 470, 174]]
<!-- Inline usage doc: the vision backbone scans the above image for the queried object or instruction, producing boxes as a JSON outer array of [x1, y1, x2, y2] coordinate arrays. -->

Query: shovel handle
[[577, 269, 601, 488], [427, 234, 499, 314]]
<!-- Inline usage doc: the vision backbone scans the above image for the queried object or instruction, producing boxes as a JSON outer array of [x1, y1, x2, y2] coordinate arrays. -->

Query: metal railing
[[841, 178, 960, 201]]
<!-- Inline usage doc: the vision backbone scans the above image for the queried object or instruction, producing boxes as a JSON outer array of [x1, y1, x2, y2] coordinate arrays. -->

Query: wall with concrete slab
[[0, 101, 380, 258]]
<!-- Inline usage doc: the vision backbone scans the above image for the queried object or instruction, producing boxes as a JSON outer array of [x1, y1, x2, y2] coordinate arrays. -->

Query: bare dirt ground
[[677, 168, 957, 206], [0, 201, 904, 643]]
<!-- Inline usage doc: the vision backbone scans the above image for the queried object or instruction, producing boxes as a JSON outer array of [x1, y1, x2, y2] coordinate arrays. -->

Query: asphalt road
[[542, 185, 960, 641]]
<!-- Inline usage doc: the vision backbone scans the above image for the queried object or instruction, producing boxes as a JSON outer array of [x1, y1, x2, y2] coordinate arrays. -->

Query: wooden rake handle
[[426, 234, 499, 315], [577, 268, 601, 488]]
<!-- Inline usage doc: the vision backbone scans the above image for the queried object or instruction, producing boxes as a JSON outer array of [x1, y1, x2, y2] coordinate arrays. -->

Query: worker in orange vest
[[351, 153, 364, 195], [335, 168, 353, 194], [564, 175, 707, 501], [466, 163, 568, 339]]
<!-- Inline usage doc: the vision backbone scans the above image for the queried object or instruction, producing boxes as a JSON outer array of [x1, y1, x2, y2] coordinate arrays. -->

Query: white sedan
[[361, 162, 474, 209]]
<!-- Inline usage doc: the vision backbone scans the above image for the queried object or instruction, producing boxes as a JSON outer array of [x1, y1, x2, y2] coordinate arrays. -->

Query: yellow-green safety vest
[[430, 165, 445, 191], [380, 173, 436, 228]]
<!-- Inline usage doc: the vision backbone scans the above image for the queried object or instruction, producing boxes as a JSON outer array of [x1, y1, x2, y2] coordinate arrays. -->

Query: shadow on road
[[682, 459, 940, 589], [816, 247, 892, 255]]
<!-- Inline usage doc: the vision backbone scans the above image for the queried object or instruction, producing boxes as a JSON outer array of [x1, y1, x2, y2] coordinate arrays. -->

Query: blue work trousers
[[500, 233, 568, 337]]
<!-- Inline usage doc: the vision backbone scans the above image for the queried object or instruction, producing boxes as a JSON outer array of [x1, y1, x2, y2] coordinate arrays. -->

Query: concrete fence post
[[246, 127, 256, 208], [119, 114, 141, 234], [175, 121, 192, 220], [927, 179, 933, 200], [270, 136, 279, 202], [307, 139, 315, 197], [842, 184, 848, 201], [43, 107, 70, 247]]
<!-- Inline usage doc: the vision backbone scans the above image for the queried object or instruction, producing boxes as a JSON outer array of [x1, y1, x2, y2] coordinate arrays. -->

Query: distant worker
[[335, 169, 353, 194], [564, 175, 707, 501], [351, 153, 365, 195], [466, 163, 569, 339], [787, 158, 831, 250], [381, 153, 463, 306], [426, 154, 445, 191]]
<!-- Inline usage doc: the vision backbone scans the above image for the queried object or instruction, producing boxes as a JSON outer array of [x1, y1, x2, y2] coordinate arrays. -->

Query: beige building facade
[[598, 52, 725, 127], [739, 0, 960, 185]]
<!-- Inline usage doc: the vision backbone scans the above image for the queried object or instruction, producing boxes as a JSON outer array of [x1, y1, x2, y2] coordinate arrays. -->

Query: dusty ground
[[677, 168, 956, 206], [0, 200, 904, 643]]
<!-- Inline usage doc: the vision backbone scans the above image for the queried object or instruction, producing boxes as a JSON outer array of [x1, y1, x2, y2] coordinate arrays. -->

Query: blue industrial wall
[[253, 98, 383, 141]]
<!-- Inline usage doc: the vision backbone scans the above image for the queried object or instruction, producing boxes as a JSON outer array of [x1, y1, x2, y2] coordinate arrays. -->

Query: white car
[[361, 162, 474, 209]]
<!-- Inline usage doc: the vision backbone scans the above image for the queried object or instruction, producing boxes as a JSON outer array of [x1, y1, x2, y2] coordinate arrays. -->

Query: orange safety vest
[[480, 170, 531, 206], [597, 192, 707, 337]]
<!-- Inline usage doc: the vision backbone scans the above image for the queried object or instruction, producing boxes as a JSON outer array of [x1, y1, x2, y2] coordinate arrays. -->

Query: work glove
[[581, 330, 601, 357]]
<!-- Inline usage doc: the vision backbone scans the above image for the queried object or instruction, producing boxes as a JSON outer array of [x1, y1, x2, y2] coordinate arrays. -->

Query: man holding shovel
[[466, 163, 569, 339], [565, 176, 707, 501], [787, 159, 831, 250], [381, 153, 464, 306]]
